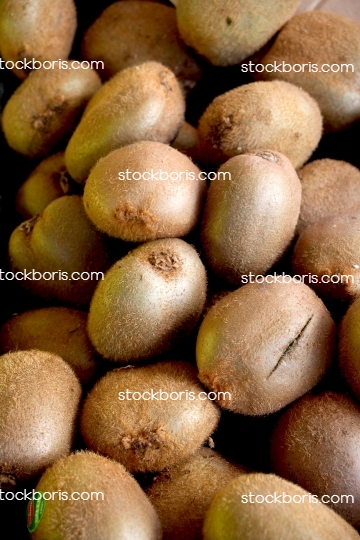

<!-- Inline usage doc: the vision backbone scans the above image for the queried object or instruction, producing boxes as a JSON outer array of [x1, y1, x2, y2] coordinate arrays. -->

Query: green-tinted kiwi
[[338, 298, 360, 401], [203, 473, 360, 539], [198, 80, 322, 169], [271, 392, 360, 526], [296, 159, 360, 237], [0, 0, 76, 79], [15, 153, 76, 220], [196, 281, 335, 416], [171, 121, 199, 162], [80, 361, 220, 473], [0, 350, 81, 488], [81, 1, 201, 91], [200, 150, 301, 284], [292, 214, 360, 302], [9, 195, 111, 307], [88, 238, 207, 362], [30, 451, 161, 540], [83, 141, 205, 242], [65, 61, 185, 184], [0, 307, 98, 385], [146, 447, 248, 540], [176, 0, 300, 66], [257, 11, 360, 131]]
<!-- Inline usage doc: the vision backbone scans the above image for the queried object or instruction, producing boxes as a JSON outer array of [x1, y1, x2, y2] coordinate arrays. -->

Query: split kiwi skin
[[31, 451, 161, 540], [196, 281, 335, 416], [80, 361, 220, 473]]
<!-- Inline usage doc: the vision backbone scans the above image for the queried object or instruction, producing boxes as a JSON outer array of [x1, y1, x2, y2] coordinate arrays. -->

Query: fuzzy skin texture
[[196, 281, 335, 416], [1, 67, 101, 158], [257, 11, 360, 131], [0, 350, 81, 487], [65, 61, 185, 184], [80, 361, 220, 473], [0, 0, 76, 79], [31, 451, 161, 540], [176, 0, 300, 66], [338, 299, 360, 402], [88, 238, 207, 362], [296, 159, 360, 237], [83, 141, 205, 242], [292, 213, 360, 302], [146, 447, 249, 540], [8, 195, 112, 307], [0, 307, 98, 385], [81, 1, 201, 91], [271, 392, 360, 527], [203, 473, 360, 539], [15, 153, 75, 220], [198, 80, 322, 169], [200, 150, 301, 284], [172, 121, 199, 162]]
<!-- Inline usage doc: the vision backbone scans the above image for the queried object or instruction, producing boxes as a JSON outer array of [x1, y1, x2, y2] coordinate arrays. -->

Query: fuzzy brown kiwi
[[0, 350, 81, 488], [176, 0, 300, 66], [83, 141, 205, 242], [200, 150, 301, 284], [80, 361, 220, 473], [338, 298, 360, 401], [198, 80, 322, 169], [15, 153, 76, 220], [146, 447, 249, 540], [196, 281, 335, 416], [65, 61, 185, 184], [296, 159, 360, 237], [257, 11, 360, 131], [271, 392, 360, 527], [1, 66, 101, 158], [8, 195, 112, 307], [203, 473, 360, 539], [0, 307, 98, 385], [30, 451, 161, 540], [81, 1, 201, 92], [0, 0, 76, 79], [171, 121, 199, 162], [292, 213, 360, 302], [87, 238, 206, 362]]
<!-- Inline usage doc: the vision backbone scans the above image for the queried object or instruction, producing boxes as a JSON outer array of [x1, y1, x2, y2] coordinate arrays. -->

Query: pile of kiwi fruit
[[1, 0, 360, 538]]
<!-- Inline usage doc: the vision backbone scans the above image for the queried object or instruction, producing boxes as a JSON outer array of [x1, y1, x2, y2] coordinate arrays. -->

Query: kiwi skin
[[31, 451, 161, 540], [80, 361, 220, 473], [0, 350, 81, 488], [0, 307, 99, 386], [87, 238, 207, 362], [172, 121, 199, 162], [338, 298, 360, 402], [203, 473, 360, 539], [198, 80, 322, 170]]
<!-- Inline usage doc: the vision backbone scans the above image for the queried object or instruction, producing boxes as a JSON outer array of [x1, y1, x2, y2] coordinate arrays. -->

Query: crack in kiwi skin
[[148, 251, 180, 272], [31, 93, 67, 133], [121, 427, 168, 453], [254, 150, 279, 163], [19, 215, 39, 234], [267, 315, 314, 379], [114, 202, 156, 227]]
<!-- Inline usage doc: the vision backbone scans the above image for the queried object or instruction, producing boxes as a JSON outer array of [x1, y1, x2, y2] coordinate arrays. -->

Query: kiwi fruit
[[83, 141, 205, 242], [196, 281, 335, 416], [203, 473, 360, 539], [292, 213, 360, 302], [271, 391, 360, 526], [65, 61, 185, 184], [172, 121, 199, 162], [338, 298, 360, 401], [176, 0, 300, 66], [9, 195, 112, 307], [146, 447, 248, 540], [0, 0, 76, 79], [30, 451, 161, 540], [81, 1, 201, 91], [296, 159, 360, 237], [0, 307, 99, 385], [200, 150, 301, 284], [87, 238, 207, 362], [1, 66, 101, 158], [257, 11, 360, 131], [0, 350, 81, 487], [80, 361, 220, 473], [15, 153, 76, 220], [198, 80, 322, 169]]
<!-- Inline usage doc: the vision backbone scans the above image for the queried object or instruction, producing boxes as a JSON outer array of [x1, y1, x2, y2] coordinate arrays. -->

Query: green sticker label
[[27, 492, 46, 533]]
